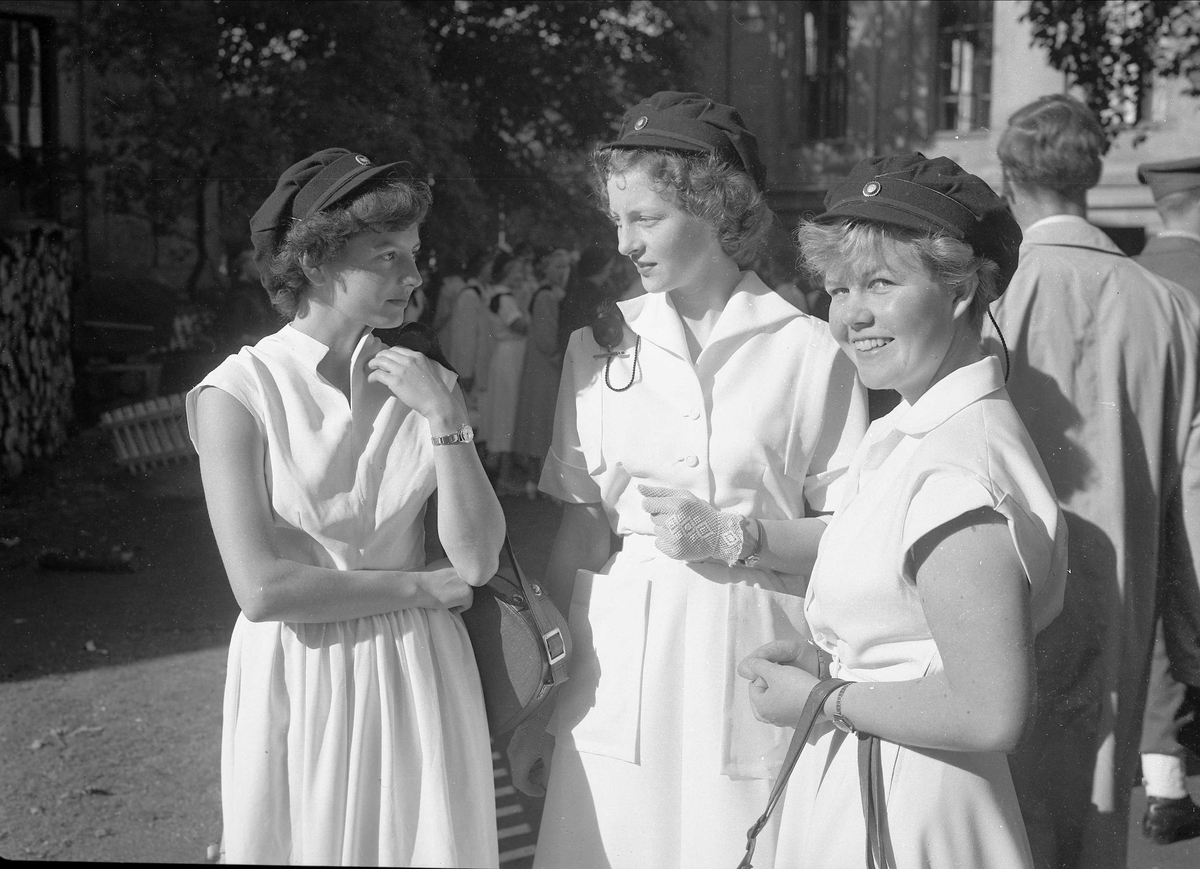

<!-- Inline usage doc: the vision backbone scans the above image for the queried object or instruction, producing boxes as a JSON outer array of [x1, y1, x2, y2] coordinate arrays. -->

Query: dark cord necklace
[[604, 335, 641, 392]]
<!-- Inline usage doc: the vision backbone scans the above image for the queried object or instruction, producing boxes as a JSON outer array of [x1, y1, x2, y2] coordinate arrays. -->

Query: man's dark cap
[[602, 91, 767, 192], [249, 148, 407, 286], [1137, 157, 1200, 201], [819, 153, 1023, 294]]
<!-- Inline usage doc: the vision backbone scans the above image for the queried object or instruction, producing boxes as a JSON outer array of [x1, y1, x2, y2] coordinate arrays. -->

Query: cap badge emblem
[[355, 155, 370, 166], [633, 116, 649, 131], [863, 181, 881, 197]]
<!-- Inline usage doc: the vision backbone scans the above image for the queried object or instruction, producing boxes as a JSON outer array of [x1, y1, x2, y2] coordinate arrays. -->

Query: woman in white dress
[[507, 91, 869, 869], [186, 148, 505, 867], [739, 153, 1069, 868], [479, 252, 531, 494]]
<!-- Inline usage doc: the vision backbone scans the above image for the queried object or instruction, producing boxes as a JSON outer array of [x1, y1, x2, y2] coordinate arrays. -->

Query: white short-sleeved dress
[[532, 273, 869, 869], [777, 357, 1068, 869], [185, 325, 498, 868]]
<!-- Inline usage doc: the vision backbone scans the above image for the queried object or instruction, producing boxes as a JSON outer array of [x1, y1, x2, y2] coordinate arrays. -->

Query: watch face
[[459, 424, 475, 444]]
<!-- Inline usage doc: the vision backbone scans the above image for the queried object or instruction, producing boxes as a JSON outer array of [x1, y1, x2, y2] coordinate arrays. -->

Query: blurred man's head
[[998, 95, 1105, 199]]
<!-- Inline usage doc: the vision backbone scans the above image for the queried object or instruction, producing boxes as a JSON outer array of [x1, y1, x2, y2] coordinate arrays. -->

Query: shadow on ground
[[0, 427, 238, 683]]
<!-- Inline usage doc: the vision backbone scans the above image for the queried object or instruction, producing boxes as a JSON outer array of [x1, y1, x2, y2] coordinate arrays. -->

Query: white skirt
[[480, 338, 527, 452], [220, 609, 499, 867], [533, 537, 811, 869]]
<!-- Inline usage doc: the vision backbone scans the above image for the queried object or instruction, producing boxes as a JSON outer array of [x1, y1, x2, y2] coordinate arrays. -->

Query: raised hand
[[367, 346, 457, 420]]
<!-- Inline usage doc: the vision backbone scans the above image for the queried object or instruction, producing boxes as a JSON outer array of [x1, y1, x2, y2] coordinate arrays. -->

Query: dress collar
[[1154, 229, 1200, 246], [887, 356, 1006, 436], [617, 271, 801, 361], [277, 323, 378, 371]]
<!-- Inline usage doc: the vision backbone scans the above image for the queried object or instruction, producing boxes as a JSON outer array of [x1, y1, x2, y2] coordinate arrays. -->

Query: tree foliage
[[80, 0, 701, 298], [1024, 0, 1200, 140]]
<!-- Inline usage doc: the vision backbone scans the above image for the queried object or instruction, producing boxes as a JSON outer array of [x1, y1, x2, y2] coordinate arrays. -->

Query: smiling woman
[[184, 148, 506, 867], [737, 154, 1067, 868]]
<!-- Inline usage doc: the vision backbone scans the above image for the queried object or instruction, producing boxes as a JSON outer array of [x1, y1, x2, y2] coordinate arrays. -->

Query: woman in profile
[[509, 92, 868, 869], [187, 148, 505, 867]]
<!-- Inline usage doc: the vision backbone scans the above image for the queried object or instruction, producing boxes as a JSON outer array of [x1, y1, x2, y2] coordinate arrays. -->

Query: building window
[[936, 1, 993, 133], [0, 14, 55, 217], [801, 1, 848, 140]]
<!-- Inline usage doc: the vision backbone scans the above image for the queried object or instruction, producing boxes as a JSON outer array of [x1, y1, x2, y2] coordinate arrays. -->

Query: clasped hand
[[638, 484, 743, 564], [738, 640, 822, 727], [367, 346, 455, 419]]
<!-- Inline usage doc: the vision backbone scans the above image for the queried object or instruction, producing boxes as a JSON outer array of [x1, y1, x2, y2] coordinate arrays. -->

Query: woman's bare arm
[[195, 387, 473, 623], [743, 508, 1034, 753], [543, 502, 613, 616]]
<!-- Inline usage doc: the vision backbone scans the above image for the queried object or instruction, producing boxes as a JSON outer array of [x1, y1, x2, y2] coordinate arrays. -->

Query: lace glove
[[638, 484, 745, 565], [506, 703, 556, 797]]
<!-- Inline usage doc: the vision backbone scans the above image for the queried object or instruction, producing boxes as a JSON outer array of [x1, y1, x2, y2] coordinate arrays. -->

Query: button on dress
[[186, 325, 498, 867], [532, 274, 869, 869], [778, 357, 1068, 869]]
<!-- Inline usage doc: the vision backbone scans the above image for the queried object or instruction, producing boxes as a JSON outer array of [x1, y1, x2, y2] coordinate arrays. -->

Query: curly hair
[[591, 147, 772, 266], [997, 94, 1105, 194], [795, 220, 1001, 328], [265, 179, 432, 319]]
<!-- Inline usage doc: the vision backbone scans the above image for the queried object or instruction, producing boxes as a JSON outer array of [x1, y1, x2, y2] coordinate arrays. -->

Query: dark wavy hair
[[265, 179, 432, 319], [591, 147, 772, 266]]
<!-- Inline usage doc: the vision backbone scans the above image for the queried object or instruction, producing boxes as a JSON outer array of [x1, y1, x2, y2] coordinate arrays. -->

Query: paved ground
[[1, 426, 1198, 866]]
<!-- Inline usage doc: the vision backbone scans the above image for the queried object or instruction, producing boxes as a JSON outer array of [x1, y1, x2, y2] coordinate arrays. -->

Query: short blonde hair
[[795, 220, 1000, 327]]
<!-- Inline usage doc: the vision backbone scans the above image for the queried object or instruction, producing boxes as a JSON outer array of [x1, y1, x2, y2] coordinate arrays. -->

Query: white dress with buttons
[[777, 358, 1068, 868], [533, 274, 869, 869], [186, 325, 498, 867]]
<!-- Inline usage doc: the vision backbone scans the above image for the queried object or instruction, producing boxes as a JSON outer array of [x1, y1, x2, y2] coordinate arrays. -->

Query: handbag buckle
[[542, 628, 567, 666]]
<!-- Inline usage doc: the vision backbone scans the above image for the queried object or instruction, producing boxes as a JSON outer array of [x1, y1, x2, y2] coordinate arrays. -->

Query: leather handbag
[[460, 535, 572, 735]]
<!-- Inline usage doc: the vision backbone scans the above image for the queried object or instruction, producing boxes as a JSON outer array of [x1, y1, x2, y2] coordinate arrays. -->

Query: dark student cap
[[1137, 157, 1200, 202], [602, 91, 767, 193], [249, 148, 407, 287], [819, 152, 1023, 294]]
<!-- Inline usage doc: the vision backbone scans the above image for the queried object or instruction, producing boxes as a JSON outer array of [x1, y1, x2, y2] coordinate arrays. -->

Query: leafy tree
[[84, 0, 475, 301], [420, 1, 705, 242], [1024, 0, 1200, 140], [81, 0, 701, 303]]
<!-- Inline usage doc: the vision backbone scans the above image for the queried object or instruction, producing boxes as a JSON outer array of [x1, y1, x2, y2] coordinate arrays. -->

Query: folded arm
[[194, 387, 473, 623]]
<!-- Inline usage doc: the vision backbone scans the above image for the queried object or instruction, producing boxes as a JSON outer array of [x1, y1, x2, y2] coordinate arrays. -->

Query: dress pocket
[[548, 569, 652, 764], [715, 581, 815, 779]]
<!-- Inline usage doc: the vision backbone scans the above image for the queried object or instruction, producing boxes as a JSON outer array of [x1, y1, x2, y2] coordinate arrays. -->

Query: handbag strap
[[503, 536, 570, 689], [858, 733, 889, 869], [736, 676, 848, 869]]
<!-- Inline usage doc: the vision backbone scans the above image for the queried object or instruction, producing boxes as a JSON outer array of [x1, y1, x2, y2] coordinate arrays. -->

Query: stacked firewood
[[0, 225, 75, 477]]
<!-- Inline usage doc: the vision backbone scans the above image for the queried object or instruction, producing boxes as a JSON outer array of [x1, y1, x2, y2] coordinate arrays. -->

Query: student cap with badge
[[817, 152, 1024, 294], [249, 148, 407, 288], [1137, 157, 1200, 203], [601, 91, 767, 193]]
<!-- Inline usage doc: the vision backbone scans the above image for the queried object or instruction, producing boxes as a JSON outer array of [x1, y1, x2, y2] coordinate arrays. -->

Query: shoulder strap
[[737, 676, 848, 869], [501, 536, 571, 688]]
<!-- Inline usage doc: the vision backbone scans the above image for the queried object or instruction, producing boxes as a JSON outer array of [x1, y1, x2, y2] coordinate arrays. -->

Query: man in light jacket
[[989, 94, 1200, 869]]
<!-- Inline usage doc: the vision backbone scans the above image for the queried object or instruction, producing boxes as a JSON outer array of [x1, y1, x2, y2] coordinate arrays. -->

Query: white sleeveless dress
[[186, 325, 498, 867]]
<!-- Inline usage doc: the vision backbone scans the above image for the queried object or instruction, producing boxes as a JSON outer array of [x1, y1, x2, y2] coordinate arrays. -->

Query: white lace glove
[[506, 703, 555, 797], [638, 484, 745, 565]]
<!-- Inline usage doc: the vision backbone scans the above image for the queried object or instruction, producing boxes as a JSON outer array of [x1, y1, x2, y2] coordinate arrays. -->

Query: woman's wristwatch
[[828, 683, 857, 734], [735, 517, 763, 567], [431, 423, 474, 446]]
